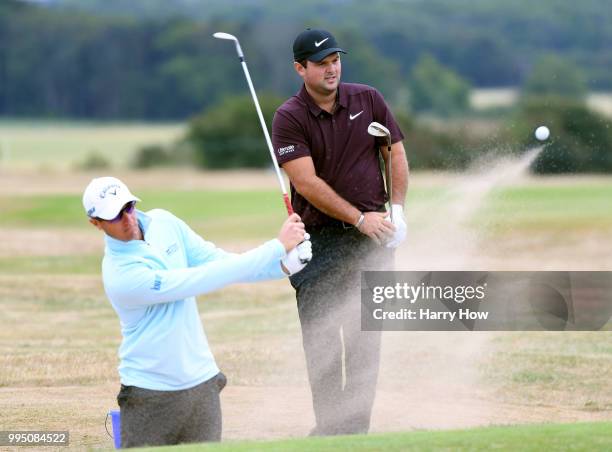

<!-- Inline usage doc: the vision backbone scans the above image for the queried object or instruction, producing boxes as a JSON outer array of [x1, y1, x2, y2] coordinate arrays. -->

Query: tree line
[[1, 0, 611, 120]]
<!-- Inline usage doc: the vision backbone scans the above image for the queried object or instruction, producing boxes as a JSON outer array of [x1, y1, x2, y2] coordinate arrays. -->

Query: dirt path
[[220, 384, 611, 441]]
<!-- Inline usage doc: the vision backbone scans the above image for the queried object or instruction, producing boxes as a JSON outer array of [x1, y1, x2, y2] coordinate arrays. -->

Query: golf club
[[367, 121, 393, 223], [213, 32, 310, 263], [213, 32, 292, 214]]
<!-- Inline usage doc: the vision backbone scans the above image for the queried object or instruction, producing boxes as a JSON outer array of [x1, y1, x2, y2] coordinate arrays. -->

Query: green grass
[[2, 183, 612, 234], [403, 182, 612, 233], [0, 120, 183, 170], [137, 422, 612, 451], [0, 189, 286, 240], [0, 190, 285, 227], [482, 184, 612, 231]]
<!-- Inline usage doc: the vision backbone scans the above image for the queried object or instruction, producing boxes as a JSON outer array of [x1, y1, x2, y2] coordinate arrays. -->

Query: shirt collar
[[298, 83, 347, 117], [104, 210, 151, 253]]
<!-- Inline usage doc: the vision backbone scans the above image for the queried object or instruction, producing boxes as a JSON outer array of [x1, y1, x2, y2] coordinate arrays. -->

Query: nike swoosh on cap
[[314, 38, 329, 47], [349, 111, 364, 120]]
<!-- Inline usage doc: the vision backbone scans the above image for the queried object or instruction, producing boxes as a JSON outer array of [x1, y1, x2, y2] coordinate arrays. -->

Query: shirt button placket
[[327, 113, 334, 160], [330, 113, 336, 159]]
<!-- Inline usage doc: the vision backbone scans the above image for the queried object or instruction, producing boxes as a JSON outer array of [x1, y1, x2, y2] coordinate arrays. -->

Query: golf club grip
[[283, 193, 294, 215]]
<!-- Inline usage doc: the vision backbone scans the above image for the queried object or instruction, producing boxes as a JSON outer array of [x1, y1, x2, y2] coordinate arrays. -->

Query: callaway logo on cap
[[82, 176, 140, 220], [293, 29, 347, 63]]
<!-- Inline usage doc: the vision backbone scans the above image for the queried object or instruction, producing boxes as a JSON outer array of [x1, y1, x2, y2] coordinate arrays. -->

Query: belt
[[308, 220, 358, 231]]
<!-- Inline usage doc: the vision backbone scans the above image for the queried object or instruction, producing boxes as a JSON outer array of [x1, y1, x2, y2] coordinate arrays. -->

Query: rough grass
[[0, 274, 119, 388], [483, 332, 612, 412]]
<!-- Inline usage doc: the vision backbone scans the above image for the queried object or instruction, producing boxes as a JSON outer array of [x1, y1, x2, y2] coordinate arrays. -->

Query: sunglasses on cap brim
[[96, 201, 136, 223]]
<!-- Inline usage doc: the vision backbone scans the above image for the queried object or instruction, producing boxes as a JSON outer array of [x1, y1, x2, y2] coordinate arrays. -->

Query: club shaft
[[238, 60, 293, 215], [387, 144, 393, 223]]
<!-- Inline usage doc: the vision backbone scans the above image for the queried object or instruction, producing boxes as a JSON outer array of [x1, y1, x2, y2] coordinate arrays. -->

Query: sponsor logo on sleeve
[[165, 243, 178, 256], [151, 274, 162, 291], [278, 145, 295, 156]]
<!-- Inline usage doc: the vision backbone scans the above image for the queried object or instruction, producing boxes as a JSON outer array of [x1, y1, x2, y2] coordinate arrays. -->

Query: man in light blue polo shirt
[[83, 176, 311, 447]]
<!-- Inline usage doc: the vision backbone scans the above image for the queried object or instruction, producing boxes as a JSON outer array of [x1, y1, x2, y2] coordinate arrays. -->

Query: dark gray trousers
[[289, 227, 394, 435], [117, 372, 227, 448]]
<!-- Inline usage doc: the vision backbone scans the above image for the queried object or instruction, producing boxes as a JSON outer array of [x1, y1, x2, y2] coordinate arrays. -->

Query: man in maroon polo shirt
[[272, 29, 409, 436]]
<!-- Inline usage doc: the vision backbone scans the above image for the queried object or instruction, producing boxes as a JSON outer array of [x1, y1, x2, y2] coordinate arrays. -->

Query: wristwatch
[[355, 213, 365, 229]]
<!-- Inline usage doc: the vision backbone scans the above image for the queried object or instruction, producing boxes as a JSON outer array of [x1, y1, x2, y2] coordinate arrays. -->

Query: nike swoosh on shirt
[[349, 111, 363, 120], [314, 38, 329, 47]]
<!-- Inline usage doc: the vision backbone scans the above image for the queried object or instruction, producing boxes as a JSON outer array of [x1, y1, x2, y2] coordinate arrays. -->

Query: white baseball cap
[[82, 176, 140, 220]]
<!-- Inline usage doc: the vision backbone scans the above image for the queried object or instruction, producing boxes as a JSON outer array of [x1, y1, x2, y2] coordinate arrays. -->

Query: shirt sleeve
[[175, 215, 235, 266], [272, 109, 311, 165], [371, 88, 405, 145], [104, 239, 287, 308]]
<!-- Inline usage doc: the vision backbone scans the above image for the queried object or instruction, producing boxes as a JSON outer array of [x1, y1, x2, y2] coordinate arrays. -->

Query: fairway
[[0, 168, 611, 449]]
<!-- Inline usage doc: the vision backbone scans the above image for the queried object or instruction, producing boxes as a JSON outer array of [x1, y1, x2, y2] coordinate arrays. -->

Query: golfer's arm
[[105, 239, 287, 307], [380, 141, 409, 205], [283, 156, 362, 225]]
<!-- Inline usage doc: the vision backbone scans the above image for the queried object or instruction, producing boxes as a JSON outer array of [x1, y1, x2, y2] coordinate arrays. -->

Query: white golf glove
[[282, 233, 312, 275], [385, 204, 407, 248]]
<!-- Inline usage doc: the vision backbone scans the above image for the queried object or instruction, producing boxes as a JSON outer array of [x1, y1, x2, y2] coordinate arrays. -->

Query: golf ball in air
[[535, 126, 550, 141]]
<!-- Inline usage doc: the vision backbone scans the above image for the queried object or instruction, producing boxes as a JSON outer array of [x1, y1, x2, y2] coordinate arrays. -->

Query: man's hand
[[357, 211, 395, 245], [278, 213, 306, 252], [385, 204, 407, 248], [281, 235, 312, 275]]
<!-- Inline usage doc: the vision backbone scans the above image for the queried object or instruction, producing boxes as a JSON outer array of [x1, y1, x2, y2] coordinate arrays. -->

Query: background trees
[[2, 0, 612, 174], [1, 0, 611, 119]]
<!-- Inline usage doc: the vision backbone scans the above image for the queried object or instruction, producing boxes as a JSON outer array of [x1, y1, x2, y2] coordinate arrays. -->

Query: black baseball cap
[[293, 29, 347, 63]]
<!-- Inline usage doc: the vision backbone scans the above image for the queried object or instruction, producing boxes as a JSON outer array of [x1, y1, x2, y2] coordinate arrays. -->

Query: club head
[[367, 121, 391, 138], [213, 32, 238, 41], [213, 32, 244, 58]]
